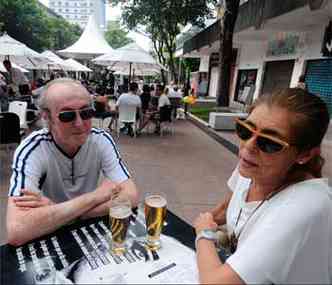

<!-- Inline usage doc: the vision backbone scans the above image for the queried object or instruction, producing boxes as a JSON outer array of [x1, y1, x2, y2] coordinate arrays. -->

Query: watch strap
[[195, 229, 218, 248]]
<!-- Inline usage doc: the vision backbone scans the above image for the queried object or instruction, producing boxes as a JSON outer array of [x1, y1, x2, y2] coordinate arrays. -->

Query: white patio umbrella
[[92, 43, 165, 81], [0, 33, 50, 69], [41, 50, 73, 71], [0, 62, 28, 73], [64, 58, 92, 72]]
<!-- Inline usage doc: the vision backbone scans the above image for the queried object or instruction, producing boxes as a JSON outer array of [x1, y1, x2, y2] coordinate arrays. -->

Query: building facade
[[181, 0, 332, 116], [49, 0, 106, 29]]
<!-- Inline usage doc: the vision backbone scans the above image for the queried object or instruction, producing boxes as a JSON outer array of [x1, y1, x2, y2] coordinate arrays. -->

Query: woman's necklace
[[229, 188, 280, 254]]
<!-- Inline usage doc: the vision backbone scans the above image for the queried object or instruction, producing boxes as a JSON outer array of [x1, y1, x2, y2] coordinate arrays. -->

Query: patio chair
[[8, 100, 29, 129], [159, 105, 174, 136], [0, 112, 22, 149], [117, 104, 139, 138]]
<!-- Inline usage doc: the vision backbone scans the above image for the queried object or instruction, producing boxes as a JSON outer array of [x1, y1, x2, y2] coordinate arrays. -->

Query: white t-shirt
[[116, 92, 142, 108], [158, 94, 171, 108], [226, 168, 332, 284], [9, 128, 130, 203], [10, 67, 29, 85]]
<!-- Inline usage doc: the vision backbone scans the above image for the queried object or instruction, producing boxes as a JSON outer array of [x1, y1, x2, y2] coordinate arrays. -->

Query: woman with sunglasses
[[194, 88, 331, 284]]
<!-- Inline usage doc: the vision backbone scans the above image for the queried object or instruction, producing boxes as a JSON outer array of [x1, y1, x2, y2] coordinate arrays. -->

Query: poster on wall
[[321, 21, 332, 57], [266, 32, 302, 57], [234, 69, 257, 105]]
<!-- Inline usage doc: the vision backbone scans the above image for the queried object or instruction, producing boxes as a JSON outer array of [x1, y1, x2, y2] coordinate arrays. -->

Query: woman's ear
[[296, 147, 321, 165]]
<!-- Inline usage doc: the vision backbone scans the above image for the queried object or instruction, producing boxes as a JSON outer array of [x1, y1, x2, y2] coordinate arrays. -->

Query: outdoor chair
[[169, 97, 182, 120], [117, 104, 139, 138], [159, 105, 174, 136], [8, 100, 30, 129], [0, 112, 22, 149]]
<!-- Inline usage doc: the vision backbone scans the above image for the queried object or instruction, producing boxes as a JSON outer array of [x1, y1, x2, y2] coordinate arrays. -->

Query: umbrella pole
[[129, 62, 132, 86]]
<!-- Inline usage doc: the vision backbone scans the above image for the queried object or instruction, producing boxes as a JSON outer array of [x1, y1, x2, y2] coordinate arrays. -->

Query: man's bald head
[[39, 78, 91, 112]]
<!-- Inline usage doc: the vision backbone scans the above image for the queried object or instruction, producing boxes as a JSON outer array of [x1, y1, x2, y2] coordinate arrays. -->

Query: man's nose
[[73, 111, 84, 126]]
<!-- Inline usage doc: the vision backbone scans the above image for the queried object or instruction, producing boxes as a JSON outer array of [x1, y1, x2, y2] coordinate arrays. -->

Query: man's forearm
[[7, 190, 109, 246], [81, 179, 139, 219], [80, 200, 111, 219]]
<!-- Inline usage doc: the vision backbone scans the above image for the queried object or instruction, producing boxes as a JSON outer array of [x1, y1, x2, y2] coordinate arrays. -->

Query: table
[[0, 209, 195, 284]]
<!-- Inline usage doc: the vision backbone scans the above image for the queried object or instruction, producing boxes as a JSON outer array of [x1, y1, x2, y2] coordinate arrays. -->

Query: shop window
[[234, 69, 257, 104]]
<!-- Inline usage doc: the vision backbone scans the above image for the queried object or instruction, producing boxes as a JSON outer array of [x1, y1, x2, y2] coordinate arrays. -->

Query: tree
[[104, 20, 133, 49], [216, 0, 240, 106], [0, 0, 81, 51], [111, 0, 217, 81]]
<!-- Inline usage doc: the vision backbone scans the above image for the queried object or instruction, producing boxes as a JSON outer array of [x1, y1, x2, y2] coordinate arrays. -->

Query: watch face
[[202, 230, 218, 239]]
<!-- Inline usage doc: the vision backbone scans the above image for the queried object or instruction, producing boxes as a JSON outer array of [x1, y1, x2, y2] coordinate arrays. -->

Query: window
[[234, 69, 257, 104]]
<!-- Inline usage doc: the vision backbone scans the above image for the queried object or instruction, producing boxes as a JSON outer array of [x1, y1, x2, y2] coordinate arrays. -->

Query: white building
[[49, 0, 106, 30], [181, 0, 332, 116]]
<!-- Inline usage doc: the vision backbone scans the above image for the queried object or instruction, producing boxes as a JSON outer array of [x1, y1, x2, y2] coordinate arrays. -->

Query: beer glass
[[109, 197, 132, 254], [144, 192, 167, 250]]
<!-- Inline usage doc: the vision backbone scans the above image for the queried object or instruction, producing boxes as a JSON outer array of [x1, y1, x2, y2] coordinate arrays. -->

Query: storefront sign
[[321, 21, 332, 57], [267, 32, 300, 57]]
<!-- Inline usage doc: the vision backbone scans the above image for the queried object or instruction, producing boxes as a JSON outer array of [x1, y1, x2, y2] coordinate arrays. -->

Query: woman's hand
[[194, 212, 218, 234], [14, 189, 54, 210]]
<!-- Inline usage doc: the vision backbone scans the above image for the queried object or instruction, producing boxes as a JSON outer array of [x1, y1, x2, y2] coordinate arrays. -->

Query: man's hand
[[194, 212, 218, 235], [13, 189, 54, 210], [95, 178, 120, 201]]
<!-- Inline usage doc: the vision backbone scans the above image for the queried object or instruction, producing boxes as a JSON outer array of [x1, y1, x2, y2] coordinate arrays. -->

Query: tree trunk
[[217, 0, 240, 107]]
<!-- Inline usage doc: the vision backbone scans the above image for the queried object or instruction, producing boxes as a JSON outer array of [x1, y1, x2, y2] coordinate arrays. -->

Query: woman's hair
[[142, 84, 150, 93], [249, 88, 330, 178]]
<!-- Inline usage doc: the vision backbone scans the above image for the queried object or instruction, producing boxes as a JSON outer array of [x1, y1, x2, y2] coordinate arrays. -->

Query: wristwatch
[[195, 229, 218, 248]]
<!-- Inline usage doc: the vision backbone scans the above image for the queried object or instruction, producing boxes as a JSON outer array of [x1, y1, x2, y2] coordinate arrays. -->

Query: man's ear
[[296, 146, 321, 165]]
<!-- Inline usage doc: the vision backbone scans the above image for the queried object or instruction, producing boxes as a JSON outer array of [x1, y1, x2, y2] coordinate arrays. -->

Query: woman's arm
[[194, 212, 244, 284]]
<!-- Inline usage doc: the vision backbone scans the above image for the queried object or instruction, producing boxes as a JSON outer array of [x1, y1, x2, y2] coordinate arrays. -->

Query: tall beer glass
[[144, 192, 167, 250], [109, 197, 132, 254]]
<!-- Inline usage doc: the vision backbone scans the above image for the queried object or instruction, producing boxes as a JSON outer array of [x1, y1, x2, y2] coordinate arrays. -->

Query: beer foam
[[145, 195, 167, 208], [109, 205, 131, 218]]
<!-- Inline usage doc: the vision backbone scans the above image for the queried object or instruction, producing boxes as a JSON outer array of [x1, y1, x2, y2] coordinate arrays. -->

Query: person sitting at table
[[6, 78, 139, 246], [140, 84, 151, 114], [116, 82, 142, 137], [138, 86, 171, 135], [194, 88, 331, 284]]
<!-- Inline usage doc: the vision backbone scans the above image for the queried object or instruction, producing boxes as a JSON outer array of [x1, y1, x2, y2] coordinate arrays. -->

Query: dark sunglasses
[[58, 107, 95, 123], [235, 118, 290, 154]]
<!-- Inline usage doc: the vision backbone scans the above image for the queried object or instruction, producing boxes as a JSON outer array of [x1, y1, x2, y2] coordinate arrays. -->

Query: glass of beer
[[109, 197, 132, 254], [144, 192, 167, 250]]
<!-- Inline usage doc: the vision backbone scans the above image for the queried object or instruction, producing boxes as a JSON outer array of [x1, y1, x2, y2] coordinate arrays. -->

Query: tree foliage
[[105, 20, 133, 49], [0, 0, 81, 52], [111, 0, 217, 81]]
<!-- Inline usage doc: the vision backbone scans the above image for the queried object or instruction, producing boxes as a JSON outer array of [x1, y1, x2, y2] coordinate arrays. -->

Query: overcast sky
[[38, 0, 151, 51]]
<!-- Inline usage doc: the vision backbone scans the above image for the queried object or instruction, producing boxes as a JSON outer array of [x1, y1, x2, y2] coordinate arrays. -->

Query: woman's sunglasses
[[235, 118, 290, 153], [58, 107, 95, 123]]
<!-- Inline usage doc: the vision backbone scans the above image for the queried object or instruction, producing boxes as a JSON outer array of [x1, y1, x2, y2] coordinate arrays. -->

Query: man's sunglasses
[[235, 118, 291, 154], [58, 107, 95, 123]]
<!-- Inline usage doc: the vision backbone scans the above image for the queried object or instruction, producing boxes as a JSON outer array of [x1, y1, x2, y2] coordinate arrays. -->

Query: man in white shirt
[[3, 59, 30, 95], [116, 82, 142, 136], [7, 78, 139, 246]]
